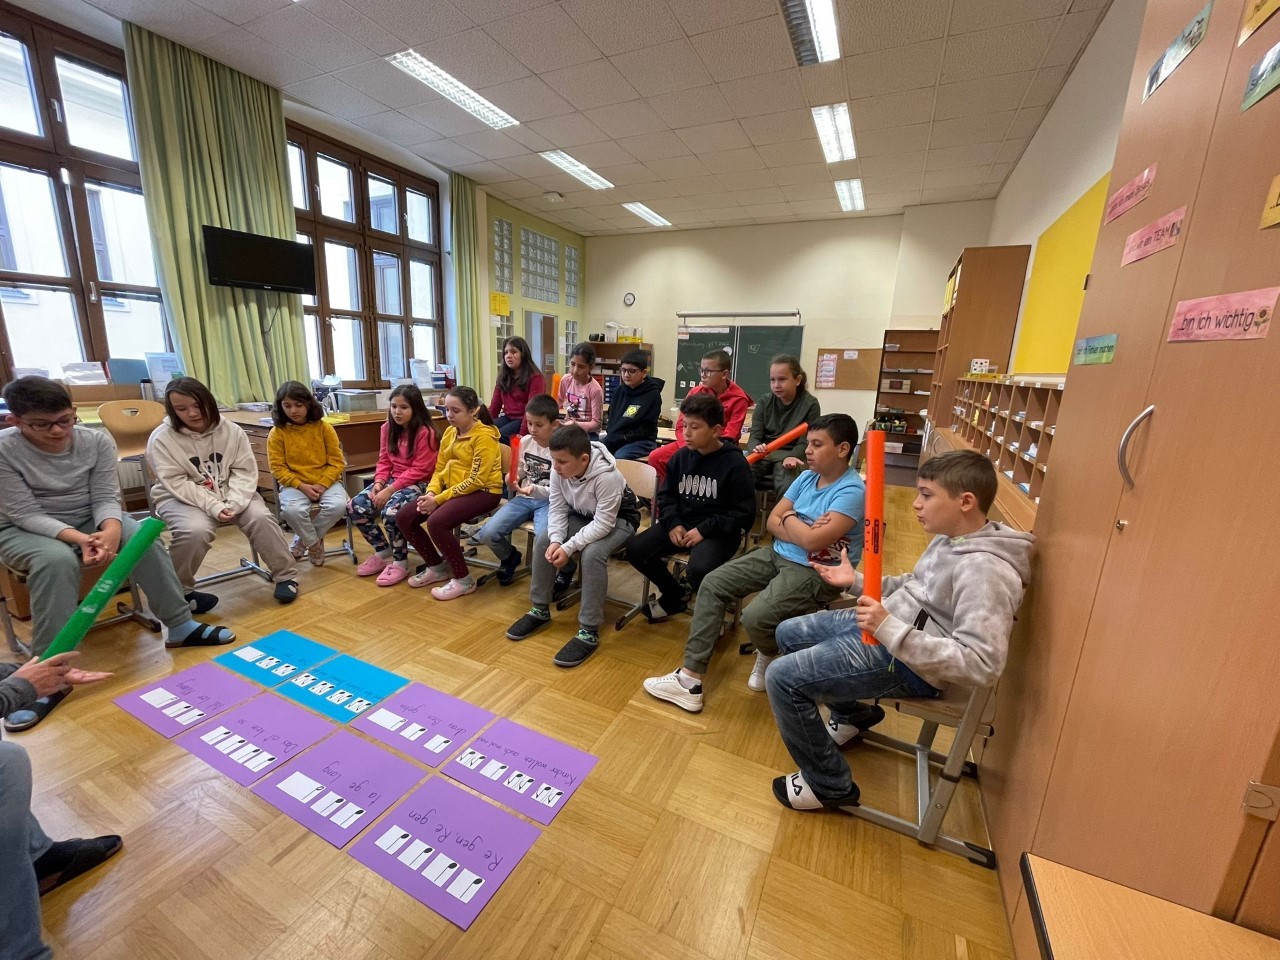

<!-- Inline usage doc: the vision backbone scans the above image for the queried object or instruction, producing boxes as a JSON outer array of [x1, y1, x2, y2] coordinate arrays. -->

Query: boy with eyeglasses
[[0, 376, 233, 732], [646, 349, 750, 487], [600, 349, 664, 461]]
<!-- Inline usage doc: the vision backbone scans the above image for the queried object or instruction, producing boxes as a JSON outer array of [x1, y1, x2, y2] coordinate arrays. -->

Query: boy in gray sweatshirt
[[767, 449, 1034, 811]]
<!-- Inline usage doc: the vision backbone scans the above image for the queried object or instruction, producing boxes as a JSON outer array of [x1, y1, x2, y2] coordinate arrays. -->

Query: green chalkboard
[[674, 327, 735, 399], [673, 324, 804, 403]]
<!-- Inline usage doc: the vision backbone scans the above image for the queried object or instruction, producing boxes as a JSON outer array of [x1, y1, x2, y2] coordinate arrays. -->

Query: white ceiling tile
[[997, 137, 1031, 163], [413, 139, 486, 166], [926, 142, 1001, 170], [857, 123, 931, 157], [196, 28, 321, 88], [737, 110, 814, 147], [670, 0, 775, 35], [353, 0, 473, 47], [948, 0, 1070, 35], [542, 59, 641, 110], [494, 153, 554, 177], [735, 186, 787, 204], [1069, 0, 1109, 9], [975, 182, 1002, 199], [490, 175, 545, 197], [700, 147, 766, 173], [350, 110, 444, 145], [866, 191, 920, 208], [617, 130, 692, 161], [862, 171, 924, 194], [744, 202, 793, 217], [584, 99, 667, 138], [244, 6, 376, 70], [1024, 65, 1069, 106], [923, 167, 989, 188], [669, 175, 727, 195], [847, 88, 935, 131], [564, 140, 636, 168], [789, 198, 842, 214], [933, 73, 1034, 120], [845, 40, 944, 98], [717, 70, 806, 118], [283, 76, 386, 119], [769, 162, 833, 184], [674, 119, 750, 153], [560, 0, 685, 55], [715, 169, 780, 190], [756, 140, 826, 167], [505, 125, 557, 151], [700, 206, 753, 221], [400, 99, 493, 137], [478, 77, 576, 121], [594, 162, 660, 185], [929, 112, 1016, 149], [451, 0, 545, 25], [485, 5, 602, 73], [454, 160, 521, 183], [626, 181, 683, 200], [93, 0, 229, 46], [531, 171, 590, 192], [940, 20, 1057, 83], [692, 192, 745, 209], [302, 0, 402, 56], [417, 28, 530, 88], [1043, 7, 1106, 66], [1008, 104, 1050, 139], [648, 86, 734, 128], [331, 59, 440, 110], [985, 161, 1014, 182], [827, 158, 861, 180], [691, 16, 796, 82], [799, 61, 848, 106], [452, 129, 530, 159], [921, 185, 980, 203], [858, 151, 925, 176], [781, 182, 836, 202], [667, 210, 711, 224], [526, 112, 610, 147], [610, 39, 713, 97], [837, 0, 951, 55], [644, 155, 712, 179], [188, 0, 287, 26]]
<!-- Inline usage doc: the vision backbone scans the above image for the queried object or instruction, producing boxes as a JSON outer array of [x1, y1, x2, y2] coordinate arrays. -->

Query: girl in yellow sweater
[[268, 381, 347, 566], [398, 385, 503, 600]]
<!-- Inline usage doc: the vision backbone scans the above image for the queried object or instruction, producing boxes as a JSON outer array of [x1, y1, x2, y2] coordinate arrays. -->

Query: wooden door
[[1032, 0, 1280, 915], [983, 0, 1241, 914]]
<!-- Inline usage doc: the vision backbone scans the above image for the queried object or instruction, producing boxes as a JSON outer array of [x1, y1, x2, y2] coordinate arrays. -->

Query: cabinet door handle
[[1117, 404, 1155, 488]]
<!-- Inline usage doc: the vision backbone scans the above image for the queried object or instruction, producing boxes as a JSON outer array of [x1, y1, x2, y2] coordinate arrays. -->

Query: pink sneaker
[[376, 563, 409, 586], [356, 554, 388, 577], [431, 577, 477, 601], [408, 565, 450, 588]]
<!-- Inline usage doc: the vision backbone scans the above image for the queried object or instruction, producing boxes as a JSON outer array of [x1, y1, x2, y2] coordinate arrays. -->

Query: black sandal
[[165, 623, 235, 648], [3, 689, 70, 732]]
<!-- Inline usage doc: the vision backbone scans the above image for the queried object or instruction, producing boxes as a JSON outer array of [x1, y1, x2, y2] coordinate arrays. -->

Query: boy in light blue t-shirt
[[642, 414, 864, 714]]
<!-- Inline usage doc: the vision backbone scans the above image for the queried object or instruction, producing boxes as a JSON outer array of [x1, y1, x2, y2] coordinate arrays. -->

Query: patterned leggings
[[346, 483, 423, 561]]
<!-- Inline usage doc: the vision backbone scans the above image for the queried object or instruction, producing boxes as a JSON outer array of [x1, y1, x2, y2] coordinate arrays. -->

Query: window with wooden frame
[[0, 4, 169, 384], [287, 123, 443, 388]]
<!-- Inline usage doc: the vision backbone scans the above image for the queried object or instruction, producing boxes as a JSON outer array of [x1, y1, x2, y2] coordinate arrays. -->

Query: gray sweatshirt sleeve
[[0, 454, 70, 539], [90, 431, 124, 529], [0, 662, 36, 716], [563, 471, 623, 556], [874, 554, 1022, 688], [548, 475, 569, 545]]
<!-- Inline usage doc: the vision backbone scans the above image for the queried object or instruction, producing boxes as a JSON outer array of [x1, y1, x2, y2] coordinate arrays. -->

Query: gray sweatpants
[[0, 740, 54, 960], [530, 513, 635, 629], [155, 494, 297, 590]]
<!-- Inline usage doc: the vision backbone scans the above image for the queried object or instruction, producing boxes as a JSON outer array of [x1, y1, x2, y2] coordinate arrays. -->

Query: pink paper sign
[[351, 682, 494, 768], [1168, 287, 1278, 342], [114, 662, 259, 738], [1122, 206, 1186, 265], [1105, 164, 1157, 223], [175, 693, 334, 786]]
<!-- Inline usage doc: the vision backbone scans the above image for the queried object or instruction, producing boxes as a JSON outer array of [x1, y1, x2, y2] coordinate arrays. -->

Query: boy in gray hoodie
[[505, 425, 640, 667], [767, 449, 1034, 811]]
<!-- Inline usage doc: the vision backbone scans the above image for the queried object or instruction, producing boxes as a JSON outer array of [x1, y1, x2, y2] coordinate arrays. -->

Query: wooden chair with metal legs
[[97, 400, 168, 520]]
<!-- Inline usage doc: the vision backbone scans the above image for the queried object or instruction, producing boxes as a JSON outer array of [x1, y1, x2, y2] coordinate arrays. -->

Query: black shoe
[[644, 595, 688, 623], [506, 607, 551, 641], [551, 563, 577, 602], [553, 629, 599, 668], [34, 834, 123, 895], [496, 549, 522, 586], [184, 590, 219, 615], [273, 579, 299, 604]]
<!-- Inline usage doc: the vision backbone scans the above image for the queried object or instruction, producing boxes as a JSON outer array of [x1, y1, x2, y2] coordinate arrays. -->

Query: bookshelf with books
[[868, 328, 939, 473]]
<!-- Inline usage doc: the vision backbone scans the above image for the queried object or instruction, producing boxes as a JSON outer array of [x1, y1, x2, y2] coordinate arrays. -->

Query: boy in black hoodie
[[601, 349, 664, 461], [626, 394, 755, 622]]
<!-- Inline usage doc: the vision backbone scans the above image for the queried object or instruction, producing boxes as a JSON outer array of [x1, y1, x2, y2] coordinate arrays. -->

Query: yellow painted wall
[[1012, 174, 1110, 373]]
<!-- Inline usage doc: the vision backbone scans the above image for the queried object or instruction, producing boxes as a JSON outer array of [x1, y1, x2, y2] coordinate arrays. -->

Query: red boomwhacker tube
[[745, 422, 809, 464], [862, 429, 885, 645], [508, 433, 521, 488]]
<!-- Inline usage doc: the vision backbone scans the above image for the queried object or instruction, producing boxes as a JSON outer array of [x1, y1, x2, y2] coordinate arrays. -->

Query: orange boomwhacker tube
[[862, 429, 885, 645], [508, 433, 521, 488], [746, 423, 809, 464]]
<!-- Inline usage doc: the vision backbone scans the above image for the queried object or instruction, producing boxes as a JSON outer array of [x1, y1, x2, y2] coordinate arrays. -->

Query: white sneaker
[[747, 652, 774, 692], [643, 669, 704, 713]]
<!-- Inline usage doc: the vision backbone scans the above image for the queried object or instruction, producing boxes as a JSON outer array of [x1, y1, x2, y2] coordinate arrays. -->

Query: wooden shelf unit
[[869, 328, 939, 469]]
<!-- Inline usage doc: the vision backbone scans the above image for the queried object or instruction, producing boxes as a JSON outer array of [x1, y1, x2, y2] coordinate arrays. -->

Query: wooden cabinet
[[869, 328, 937, 476]]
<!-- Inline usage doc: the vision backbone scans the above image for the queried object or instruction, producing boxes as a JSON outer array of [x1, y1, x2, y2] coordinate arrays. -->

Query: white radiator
[[117, 459, 146, 490]]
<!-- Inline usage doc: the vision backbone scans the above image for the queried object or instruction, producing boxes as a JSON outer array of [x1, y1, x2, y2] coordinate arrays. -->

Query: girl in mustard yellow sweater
[[268, 381, 347, 566], [397, 386, 503, 600]]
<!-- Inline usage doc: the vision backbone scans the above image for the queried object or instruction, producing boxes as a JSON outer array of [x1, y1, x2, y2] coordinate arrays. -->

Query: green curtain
[[123, 22, 306, 402], [450, 173, 485, 390]]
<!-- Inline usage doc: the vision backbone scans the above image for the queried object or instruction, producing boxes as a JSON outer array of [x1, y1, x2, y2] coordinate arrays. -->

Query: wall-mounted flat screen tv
[[203, 225, 316, 295]]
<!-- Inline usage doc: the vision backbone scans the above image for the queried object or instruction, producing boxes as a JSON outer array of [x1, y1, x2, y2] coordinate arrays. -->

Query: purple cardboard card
[[351, 683, 495, 767], [252, 731, 425, 848], [175, 693, 333, 786], [113, 662, 259, 738], [441, 719, 597, 825], [347, 777, 540, 929]]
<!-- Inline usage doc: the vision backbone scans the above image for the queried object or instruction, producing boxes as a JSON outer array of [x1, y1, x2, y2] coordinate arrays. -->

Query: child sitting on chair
[[472, 393, 557, 586], [600, 350, 663, 461], [398, 386, 503, 600], [642, 414, 864, 714], [504, 425, 640, 669], [558, 343, 603, 438], [268, 380, 347, 567], [625, 393, 755, 623], [0, 376, 233, 731], [489, 336, 545, 443], [748, 355, 821, 496], [349, 384, 438, 585], [767, 450, 1034, 812], [646, 349, 750, 487], [148, 377, 300, 607]]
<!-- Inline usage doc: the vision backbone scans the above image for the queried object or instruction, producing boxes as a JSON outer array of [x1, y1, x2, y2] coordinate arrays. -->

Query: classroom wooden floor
[[17, 485, 1013, 960]]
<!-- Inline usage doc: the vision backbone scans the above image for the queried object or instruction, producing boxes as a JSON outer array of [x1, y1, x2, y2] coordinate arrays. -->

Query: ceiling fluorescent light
[[387, 50, 518, 130], [835, 178, 865, 212], [623, 202, 671, 227], [812, 103, 856, 163], [540, 151, 614, 190], [780, 0, 841, 65]]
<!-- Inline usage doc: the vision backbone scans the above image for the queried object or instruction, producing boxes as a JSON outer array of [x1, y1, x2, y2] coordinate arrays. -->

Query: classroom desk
[[1021, 854, 1280, 960]]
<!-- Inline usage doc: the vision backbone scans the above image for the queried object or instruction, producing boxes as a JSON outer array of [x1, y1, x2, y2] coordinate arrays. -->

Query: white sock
[[677, 669, 700, 690]]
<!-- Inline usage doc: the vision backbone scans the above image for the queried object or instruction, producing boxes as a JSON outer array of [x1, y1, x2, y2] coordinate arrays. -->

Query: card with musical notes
[[114, 662, 259, 738], [351, 683, 495, 767], [175, 693, 333, 786], [214, 630, 337, 686], [274, 654, 408, 724]]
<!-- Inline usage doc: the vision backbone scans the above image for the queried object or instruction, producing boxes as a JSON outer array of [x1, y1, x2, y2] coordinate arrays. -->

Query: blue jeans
[[473, 495, 548, 561], [610, 439, 656, 461], [767, 607, 938, 799]]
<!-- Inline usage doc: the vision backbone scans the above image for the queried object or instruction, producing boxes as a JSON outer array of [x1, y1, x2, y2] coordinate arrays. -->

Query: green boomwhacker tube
[[40, 516, 168, 659]]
